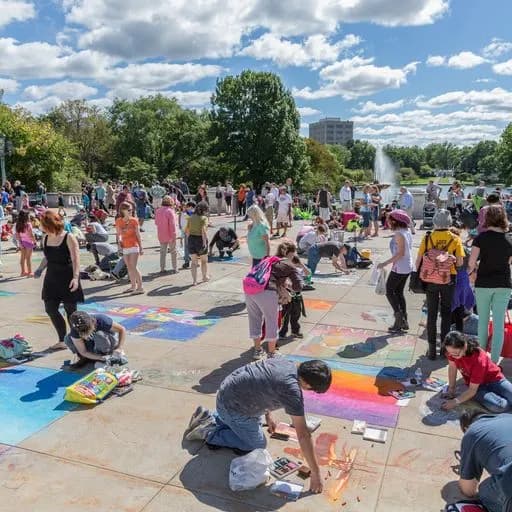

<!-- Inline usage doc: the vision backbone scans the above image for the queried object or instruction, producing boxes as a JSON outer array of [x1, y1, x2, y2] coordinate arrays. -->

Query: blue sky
[[0, 0, 511, 146]]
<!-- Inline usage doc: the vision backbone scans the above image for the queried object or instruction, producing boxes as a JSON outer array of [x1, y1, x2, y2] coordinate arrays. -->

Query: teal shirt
[[247, 223, 269, 259]]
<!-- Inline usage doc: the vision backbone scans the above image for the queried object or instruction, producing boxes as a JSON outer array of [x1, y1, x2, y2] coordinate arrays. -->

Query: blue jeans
[[183, 234, 190, 264], [307, 245, 321, 275], [475, 378, 512, 413], [479, 474, 512, 512], [206, 399, 266, 452]]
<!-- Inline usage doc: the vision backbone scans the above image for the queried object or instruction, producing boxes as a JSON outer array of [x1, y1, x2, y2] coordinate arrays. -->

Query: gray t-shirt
[[218, 359, 304, 418], [460, 414, 512, 494]]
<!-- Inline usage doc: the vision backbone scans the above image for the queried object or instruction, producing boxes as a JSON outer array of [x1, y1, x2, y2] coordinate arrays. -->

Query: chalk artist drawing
[[284, 433, 358, 502], [0, 365, 78, 445], [361, 309, 395, 324], [208, 255, 246, 265], [294, 325, 415, 368], [78, 301, 219, 341], [303, 299, 336, 311], [0, 290, 15, 297], [287, 355, 402, 427]]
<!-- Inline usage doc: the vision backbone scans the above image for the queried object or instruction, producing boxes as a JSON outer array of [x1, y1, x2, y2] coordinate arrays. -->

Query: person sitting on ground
[[298, 224, 327, 255], [85, 215, 109, 246], [442, 331, 512, 413], [65, 310, 127, 368], [208, 226, 239, 258], [307, 241, 350, 275], [185, 358, 332, 494], [455, 410, 512, 512]]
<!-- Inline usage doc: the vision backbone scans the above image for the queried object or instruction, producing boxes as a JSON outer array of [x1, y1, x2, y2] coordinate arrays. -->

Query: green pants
[[475, 287, 511, 363]]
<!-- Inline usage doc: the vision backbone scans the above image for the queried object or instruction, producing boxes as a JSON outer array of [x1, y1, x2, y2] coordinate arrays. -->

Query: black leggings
[[385, 271, 410, 316], [44, 300, 77, 342]]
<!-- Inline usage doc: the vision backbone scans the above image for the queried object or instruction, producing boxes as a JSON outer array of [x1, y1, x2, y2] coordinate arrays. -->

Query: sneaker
[[252, 347, 265, 361], [187, 405, 212, 432], [185, 418, 216, 441], [292, 332, 304, 339], [182, 263, 190, 269], [267, 351, 281, 359], [219, 251, 225, 258], [226, 251, 233, 258]]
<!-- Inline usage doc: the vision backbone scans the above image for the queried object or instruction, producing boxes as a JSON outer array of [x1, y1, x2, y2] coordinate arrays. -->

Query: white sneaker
[[185, 418, 216, 441], [187, 405, 211, 432]]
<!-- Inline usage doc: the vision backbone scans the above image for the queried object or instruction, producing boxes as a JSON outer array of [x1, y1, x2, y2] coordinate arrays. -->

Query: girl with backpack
[[467, 205, 512, 363], [377, 209, 414, 333], [244, 240, 302, 360], [415, 209, 465, 360]]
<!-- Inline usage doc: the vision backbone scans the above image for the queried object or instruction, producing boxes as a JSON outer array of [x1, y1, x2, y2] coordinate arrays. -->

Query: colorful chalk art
[[79, 301, 219, 341], [293, 325, 416, 368]]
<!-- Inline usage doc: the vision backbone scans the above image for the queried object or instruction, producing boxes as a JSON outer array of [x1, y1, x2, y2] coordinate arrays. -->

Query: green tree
[[210, 70, 308, 188], [42, 100, 114, 179], [326, 144, 351, 168], [109, 95, 211, 182], [304, 138, 343, 193], [0, 104, 83, 191], [399, 167, 418, 181], [346, 140, 375, 170], [497, 123, 512, 184]]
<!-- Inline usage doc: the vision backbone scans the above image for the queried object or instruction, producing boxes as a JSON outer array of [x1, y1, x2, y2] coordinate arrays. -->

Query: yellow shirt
[[417, 230, 465, 275]]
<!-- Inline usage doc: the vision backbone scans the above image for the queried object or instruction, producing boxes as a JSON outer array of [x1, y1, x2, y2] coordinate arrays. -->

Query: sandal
[[131, 289, 145, 295], [123, 288, 135, 293]]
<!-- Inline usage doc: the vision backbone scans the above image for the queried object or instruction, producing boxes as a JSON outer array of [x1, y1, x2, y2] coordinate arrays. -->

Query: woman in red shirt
[[442, 331, 512, 413]]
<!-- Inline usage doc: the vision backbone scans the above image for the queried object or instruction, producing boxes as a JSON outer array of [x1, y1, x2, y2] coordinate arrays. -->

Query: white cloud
[[16, 96, 67, 115], [357, 99, 404, 114], [293, 56, 417, 100], [426, 51, 488, 70], [474, 78, 495, 84], [0, 78, 19, 94], [61, 0, 449, 61], [447, 51, 487, 69], [483, 38, 512, 59], [426, 55, 446, 66], [0, 38, 117, 79], [23, 80, 97, 101], [298, 107, 321, 117], [417, 87, 512, 111], [493, 59, 512, 76], [239, 33, 361, 68], [97, 62, 222, 90], [0, 0, 34, 28]]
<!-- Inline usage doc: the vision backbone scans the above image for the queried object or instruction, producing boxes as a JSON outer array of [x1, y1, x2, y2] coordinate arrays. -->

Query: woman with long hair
[[15, 210, 36, 276], [34, 210, 84, 351], [415, 209, 465, 360], [185, 201, 209, 285], [245, 240, 302, 360], [370, 185, 382, 237], [377, 209, 414, 332], [115, 201, 144, 294], [468, 205, 512, 362], [442, 331, 512, 413], [359, 184, 372, 239], [246, 204, 270, 267]]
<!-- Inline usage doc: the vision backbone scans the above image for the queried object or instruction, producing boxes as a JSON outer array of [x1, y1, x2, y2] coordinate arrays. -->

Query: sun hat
[[388, 209, 411, 226], [433, 209, 452, 229]]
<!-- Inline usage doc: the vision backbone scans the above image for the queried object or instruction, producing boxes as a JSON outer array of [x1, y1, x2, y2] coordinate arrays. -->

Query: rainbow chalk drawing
[[294, 325, 416, 369], [79, 301, 219, 341], [0, 366, 78, 445], [288, 355, 404, 428]]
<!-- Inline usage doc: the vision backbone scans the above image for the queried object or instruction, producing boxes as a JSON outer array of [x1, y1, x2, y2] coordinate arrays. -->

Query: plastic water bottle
[[414, 367, 423, 384]]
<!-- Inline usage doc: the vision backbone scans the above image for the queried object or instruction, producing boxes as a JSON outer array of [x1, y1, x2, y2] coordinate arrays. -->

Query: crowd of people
[[1, 175, 512, 508]]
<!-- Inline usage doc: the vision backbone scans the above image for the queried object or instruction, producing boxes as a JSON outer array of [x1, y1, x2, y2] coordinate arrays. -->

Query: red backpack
[[420, 233, 457, 285]]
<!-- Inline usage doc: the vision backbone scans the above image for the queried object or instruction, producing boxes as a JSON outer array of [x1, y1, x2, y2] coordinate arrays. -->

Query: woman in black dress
[[34, 210, 84, 350]]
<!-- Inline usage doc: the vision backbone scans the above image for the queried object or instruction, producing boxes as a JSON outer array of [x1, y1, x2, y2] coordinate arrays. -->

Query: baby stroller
[[420, 201, 436, 230]]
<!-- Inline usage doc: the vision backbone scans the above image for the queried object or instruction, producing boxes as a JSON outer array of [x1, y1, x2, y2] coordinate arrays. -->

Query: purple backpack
[[243, 256, 280, 295]]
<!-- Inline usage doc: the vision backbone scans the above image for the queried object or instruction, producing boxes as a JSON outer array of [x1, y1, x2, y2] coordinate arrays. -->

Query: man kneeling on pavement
[[208, 226, 239, 258], [185, 358, 332, 493]]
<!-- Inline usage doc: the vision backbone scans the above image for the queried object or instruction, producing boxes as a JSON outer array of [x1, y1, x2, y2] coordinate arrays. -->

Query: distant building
[[308, 118, 354, 145]]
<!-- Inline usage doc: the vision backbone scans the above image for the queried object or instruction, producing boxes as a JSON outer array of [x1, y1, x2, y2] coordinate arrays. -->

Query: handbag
[[409, 270, 426, 294], [488, 310, 512, 358]]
